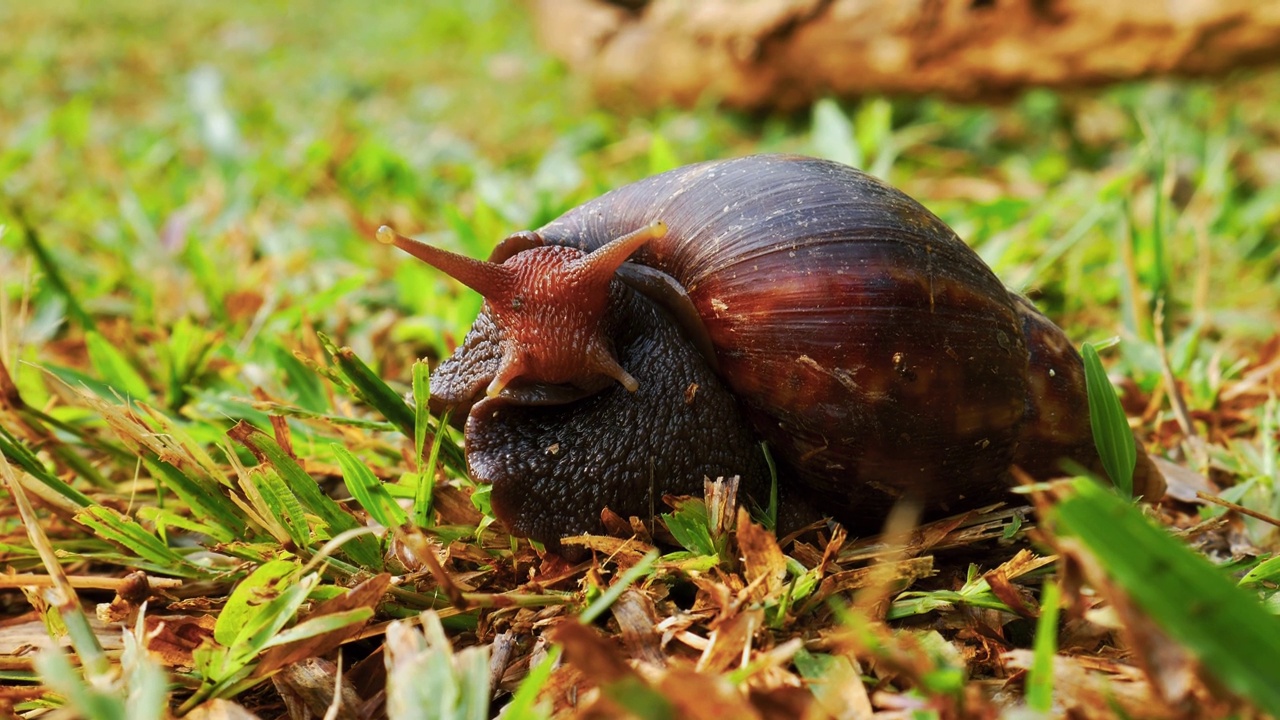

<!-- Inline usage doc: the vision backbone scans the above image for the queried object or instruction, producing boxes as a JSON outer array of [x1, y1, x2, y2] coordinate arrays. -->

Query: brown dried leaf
[[611, 588, 665, 668], [559, 534, 655, 565], [807, 556, 934, 611], [789, 541, 825, 569], [1155, 457, 1218, 503], [697, 607, 763, 674], [600, 506, 633, 537], [838, 506, 998, 564], [536, 662, 593, 718], [750, 686, 827, 720], [272, 656, 363, 720], [532, 552, 588, 588], [627, 516, 654, 545], [818, 524, 847, 574], [981, 550, 1052, 619], [705, 476, 740, 538], [737, 507, 787, 603], [653, 668, 764, 720], [185, 698, 263, 720], [488, 631, 519, 695], [1004, 649, 1177, 720], [551, 620, 636, 685], [143, 613, 217, 670], [432, 482, 483, 526]]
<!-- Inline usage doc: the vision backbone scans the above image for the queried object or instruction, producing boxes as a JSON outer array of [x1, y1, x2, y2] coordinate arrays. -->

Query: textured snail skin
[[419, 154, 1163, 549], [434, 283, 784, 548]]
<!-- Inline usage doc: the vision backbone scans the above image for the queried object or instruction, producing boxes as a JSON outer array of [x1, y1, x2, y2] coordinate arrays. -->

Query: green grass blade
[[13, 208, 95, 332], [259, 607, 374, 649], [6, 401, 116, 489], [273, 344, 329, 413], [74, 506, 205, 578], [1026, 580, 1060, 712], [1239, 554, 1280, 589], [250, 467, 313, 549], [145, 458, 243, 543], [317, 332, 413, 431], [0, 425, 93, 506], [762, 442, 778, 530], [412, 359, 432, 527], [334, 443, 407, 529], [502, 645, 559, 720], [214, 560, 301, 647], [810, 98, 860, 168], [85, 330, 153, 402], [1049, 478, 1280, 715], [316, 332, 467, 475], [228, 421, 382, 569], [413, 360, 430, 464], [247, 401, 397, 431], [416, 407, 452, 529], [1081, 342, 1136, 496], [578, 550, 658, 625]]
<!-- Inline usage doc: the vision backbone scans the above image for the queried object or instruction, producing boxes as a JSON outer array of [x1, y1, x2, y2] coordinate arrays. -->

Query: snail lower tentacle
[[452, 282, 780, 551]]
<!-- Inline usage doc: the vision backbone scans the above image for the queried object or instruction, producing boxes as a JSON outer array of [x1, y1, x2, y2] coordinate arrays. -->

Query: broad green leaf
[[1082, 342, 1136, 496], [1050, 478, 1280, 716], [215, 559, 300, 646], [228, 573, 318, 662], [661, 498, 715, 557]]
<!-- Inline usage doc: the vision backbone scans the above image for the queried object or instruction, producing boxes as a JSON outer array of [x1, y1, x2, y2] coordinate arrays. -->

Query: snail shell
[[390, 154, 1163, 548]]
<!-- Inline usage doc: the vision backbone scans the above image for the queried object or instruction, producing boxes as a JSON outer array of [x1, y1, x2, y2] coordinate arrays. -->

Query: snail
[[378, 154, 1164, 551]]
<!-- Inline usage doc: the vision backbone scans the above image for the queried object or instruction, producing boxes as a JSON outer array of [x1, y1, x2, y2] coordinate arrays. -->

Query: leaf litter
[[3, 335, 1279, 719]]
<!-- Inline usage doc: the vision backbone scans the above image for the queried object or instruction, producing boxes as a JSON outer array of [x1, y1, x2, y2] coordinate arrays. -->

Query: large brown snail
[[379, 154, 1163, 550]]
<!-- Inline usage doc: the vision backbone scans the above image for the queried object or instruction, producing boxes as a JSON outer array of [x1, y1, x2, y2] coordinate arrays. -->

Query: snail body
[[384, 154, 1161, 549]]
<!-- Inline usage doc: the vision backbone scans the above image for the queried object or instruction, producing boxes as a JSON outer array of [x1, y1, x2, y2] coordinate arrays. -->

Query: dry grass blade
[[0, 452, 108, 674]]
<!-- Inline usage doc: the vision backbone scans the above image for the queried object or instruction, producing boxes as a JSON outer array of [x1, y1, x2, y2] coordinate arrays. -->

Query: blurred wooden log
[[528, 0, 1280, 110]]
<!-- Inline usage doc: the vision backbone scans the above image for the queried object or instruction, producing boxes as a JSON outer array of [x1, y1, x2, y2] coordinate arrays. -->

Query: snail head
[[377, 221, 667, 398]]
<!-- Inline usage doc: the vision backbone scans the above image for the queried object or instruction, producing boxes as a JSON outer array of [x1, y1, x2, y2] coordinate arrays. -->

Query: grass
[[1, 0, 1279, 717]]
